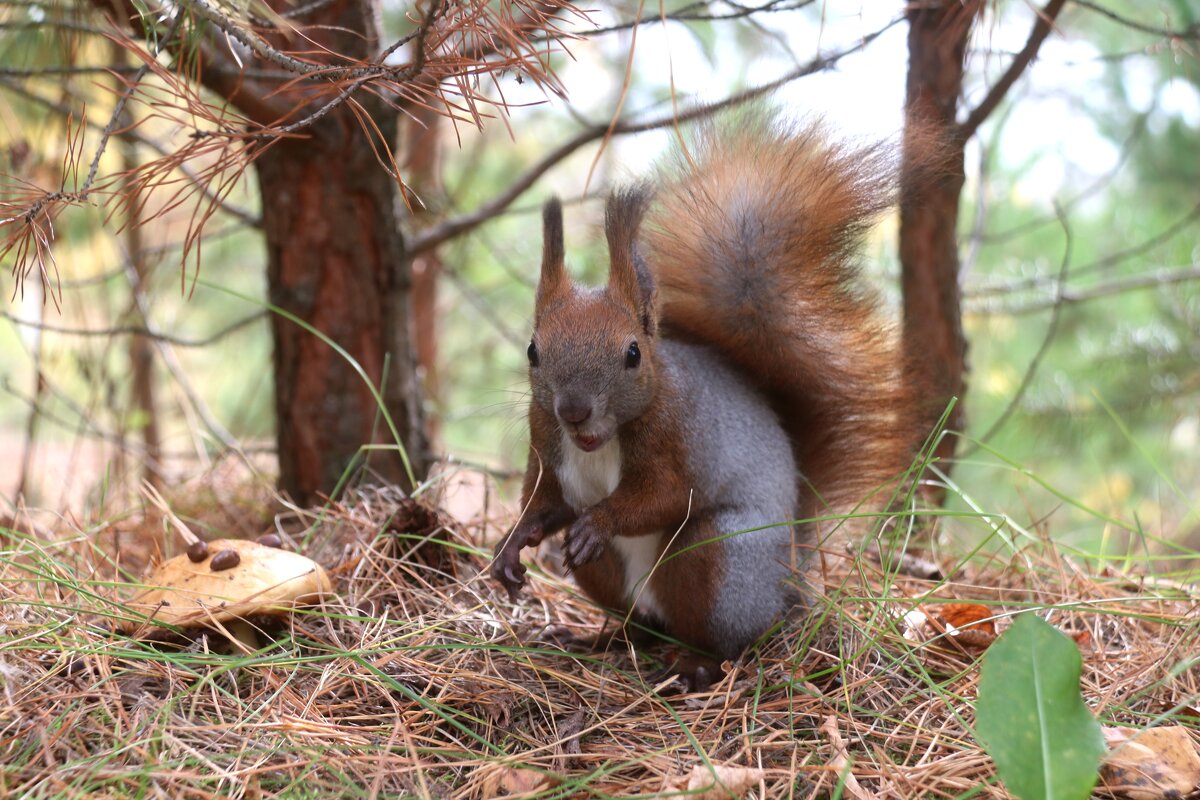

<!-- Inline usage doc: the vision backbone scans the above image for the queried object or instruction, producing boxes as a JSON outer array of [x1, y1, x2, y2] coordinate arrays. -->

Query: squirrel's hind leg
[[653, 511, 795, 659], [570, 545, 629, 610], [548, 549, 666, 653]]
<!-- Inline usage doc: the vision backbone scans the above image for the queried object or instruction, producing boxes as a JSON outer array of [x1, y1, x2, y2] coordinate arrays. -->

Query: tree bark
[[251, 0, 429, 505], [900, 1, 982, 472], [256, 108, 429, 505]]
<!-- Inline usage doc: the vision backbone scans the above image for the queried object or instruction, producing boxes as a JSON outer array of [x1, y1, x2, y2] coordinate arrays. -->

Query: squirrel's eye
[[625, 341, 640, 369], [527, 340, 539, 367]]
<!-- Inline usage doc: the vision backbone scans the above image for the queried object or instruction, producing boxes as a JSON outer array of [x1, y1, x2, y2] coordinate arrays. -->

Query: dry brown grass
[[1, 477, 1197, 799]]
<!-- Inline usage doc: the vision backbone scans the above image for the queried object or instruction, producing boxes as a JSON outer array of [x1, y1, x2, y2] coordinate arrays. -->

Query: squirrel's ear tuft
[[536, 197, 567, 313], [605, 186, 657, 335]]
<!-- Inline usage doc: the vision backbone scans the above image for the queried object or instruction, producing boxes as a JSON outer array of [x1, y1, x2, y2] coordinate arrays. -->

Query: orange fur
[[644, 118, 925, 540]]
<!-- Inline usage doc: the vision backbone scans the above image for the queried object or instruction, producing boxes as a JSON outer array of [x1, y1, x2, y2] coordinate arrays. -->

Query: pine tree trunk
[[256, 106, 429, 506], [901, 2, 980, 472]]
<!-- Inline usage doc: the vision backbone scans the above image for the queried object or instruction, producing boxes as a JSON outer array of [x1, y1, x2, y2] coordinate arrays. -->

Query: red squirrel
[[491, 117, 925, 689]]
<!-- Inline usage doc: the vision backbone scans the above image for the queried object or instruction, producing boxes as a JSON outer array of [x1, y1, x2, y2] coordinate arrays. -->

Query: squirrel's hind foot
[[537, 621, 658, 653], [650, 652, 725, 694]]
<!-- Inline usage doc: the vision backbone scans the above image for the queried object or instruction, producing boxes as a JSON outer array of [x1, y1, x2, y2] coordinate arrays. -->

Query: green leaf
[[975, 614, 1105, 800]]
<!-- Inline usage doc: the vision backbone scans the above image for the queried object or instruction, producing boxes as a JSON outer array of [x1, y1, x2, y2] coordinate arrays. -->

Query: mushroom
[[119, 483, 330, 645], [120, 538, 331, 642]]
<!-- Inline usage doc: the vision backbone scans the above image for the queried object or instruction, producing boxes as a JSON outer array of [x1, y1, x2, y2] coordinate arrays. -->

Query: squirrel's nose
[[555, 397, 592, 425]]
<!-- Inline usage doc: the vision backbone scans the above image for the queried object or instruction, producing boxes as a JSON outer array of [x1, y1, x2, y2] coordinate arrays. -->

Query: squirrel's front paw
[[563, 516, 610, 570], [491, 523, 543, 600], [490, 547, 527, 600]]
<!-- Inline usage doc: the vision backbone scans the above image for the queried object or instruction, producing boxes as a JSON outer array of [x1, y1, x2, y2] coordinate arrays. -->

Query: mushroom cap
[[122, 538, 331, 631]]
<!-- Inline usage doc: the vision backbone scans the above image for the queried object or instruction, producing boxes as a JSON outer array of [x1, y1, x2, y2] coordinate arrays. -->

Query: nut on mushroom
[[186, 540, 209, 562], [119, 538, 331, 634], [209, 548, 241, 571]]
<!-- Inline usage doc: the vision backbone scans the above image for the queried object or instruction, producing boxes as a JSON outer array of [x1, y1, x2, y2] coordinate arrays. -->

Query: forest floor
[[0, 468, 1197, 799]]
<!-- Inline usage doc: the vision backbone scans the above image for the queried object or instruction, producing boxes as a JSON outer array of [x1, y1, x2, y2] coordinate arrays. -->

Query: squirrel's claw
[[503, 561, 526, 591], [491, 520, 549, 600], [490, 548, 527, 600], [563, 519, 608, 570], [503, 566, 525, 602]]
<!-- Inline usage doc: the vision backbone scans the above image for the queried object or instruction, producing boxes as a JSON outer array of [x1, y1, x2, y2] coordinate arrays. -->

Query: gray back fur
[[659, 340, 802, 656]]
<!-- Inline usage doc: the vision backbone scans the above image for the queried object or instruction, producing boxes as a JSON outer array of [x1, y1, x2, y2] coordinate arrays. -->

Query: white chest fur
[[556, 433, 664, 621], [557, 434, 622, 512]]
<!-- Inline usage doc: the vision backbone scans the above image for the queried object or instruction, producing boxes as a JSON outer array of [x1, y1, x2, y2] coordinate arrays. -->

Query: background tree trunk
[[118, 69, 161, 490], [405, 101, 444, 445], [901, 1, 982, 476]]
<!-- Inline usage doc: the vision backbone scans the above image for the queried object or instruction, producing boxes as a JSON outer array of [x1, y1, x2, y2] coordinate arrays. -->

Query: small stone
[[209, 548, 241, 571], [186, 541, 209, 562]]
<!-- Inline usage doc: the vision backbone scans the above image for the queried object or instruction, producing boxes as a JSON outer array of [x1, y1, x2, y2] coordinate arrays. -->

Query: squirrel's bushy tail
[[644, 116, 924, 527]]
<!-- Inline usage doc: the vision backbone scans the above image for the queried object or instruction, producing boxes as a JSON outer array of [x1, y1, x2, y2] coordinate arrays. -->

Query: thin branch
[[81, 13, 185, 194], [442, 267, 525, 347], [240, 0, 341, 26], [0, 374, 165, 472], [969, 263, 1200, 316], [0, 65, 147, 76], [231, 1, 444, 138], [15, 291, 45, 502], [975, 111, 1148, 249], [177, 0, 441, 85], [278, 0, 337, 18], [1071, 0, 1200, 40], [183, 81, 368, 142], [410, 18, 900, 254], [84, 0, 290, 126], [967, 44, 1160, 64], [121, 262, 240, 452], [377, 1, 443, 62], [970, 203, 1072, 449], [0, 19, 113, 36], [0, 308, 266, 346], [0, 11, 185, 257], [969, 198, 1200, 299], [960, 100, 1014, 279], [959, 0, 1068, 139], [542, 0, 814, 42]]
